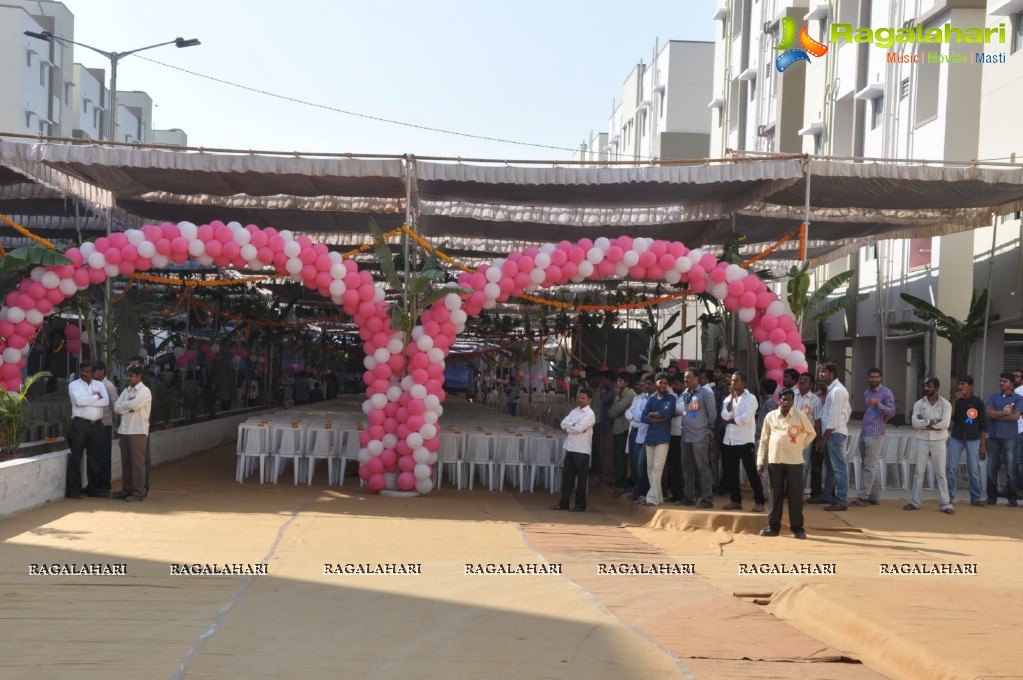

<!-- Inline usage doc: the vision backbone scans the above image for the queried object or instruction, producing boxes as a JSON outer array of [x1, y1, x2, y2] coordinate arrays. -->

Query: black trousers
[[66, 418, 108, 495], [558, 451, 590, 510], [722, 442, 765, 505], [666, 434, 684, 499], [768, 463, 805, 532], [809, 446, 825, 497], [612, 431, 630, 488]]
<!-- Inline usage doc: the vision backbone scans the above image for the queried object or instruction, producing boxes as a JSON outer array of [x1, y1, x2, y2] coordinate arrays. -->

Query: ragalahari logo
[[774, 16, 828, 72]]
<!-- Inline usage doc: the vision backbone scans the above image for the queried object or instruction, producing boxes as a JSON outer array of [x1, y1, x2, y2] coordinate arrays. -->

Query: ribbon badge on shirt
[[800, 405, 812, 416], [1004, 404, 1015, 414], [688, 399, 699, 417], [966, 407, 978, 424], [786, 425, 800, 443]]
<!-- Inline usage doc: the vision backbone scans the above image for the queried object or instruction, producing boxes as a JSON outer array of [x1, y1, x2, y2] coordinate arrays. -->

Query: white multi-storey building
[[711, 0, 1023, 405], [576, 40, 715, 163], [0, 0, 186, 144]]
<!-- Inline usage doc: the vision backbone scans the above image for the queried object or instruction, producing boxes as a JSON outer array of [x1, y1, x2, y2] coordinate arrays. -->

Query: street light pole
[[24, 30, 199, 368]]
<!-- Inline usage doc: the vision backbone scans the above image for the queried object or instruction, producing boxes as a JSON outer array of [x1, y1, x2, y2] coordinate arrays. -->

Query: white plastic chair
[[436, 430, 465, 489], [526, 435, 560, 493], [305, 423, 337, 486], [271, 420, 307, 485], [494, 433, 527, 491], [879, 437, 906, 490], [236, 422, 270, 483], [464, 431, 496, 490], [337, 428, 360, 486]]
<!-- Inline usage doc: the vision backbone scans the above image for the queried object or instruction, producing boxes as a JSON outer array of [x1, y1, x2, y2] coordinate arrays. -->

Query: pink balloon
[[751, 326, 769, 344], [204, 240, 223, 258], [760, 314, 778, 331], [549, 249, 568, 267], [689, 276, 707, 294], [766, 369, 784, 383], [700, 253, 717, 271], [709, 267, 727, 284], [755, 292, 775, 309], [739, 291, 757, 308], [785, 331, 803, 347], [777, 315, 796, 333], [596, 260, 616, 277], [769, 328, 787, 345], [723, 295, 740, 311], [0, 321, 14, 338], [380, 449, 398, 467], [764, 354, 784, 370], [367, 457, 384, 475], [606, 246, 624, 263], [639, 251, 657, 268], [688, 264, 705, 282], [397, 472, 416, 490], [299, 247, 316, 265], [727, 280, 745, 297], [7, 334, 27, 350], [647, 265, 664, 280], [398, 456, 416, 473]]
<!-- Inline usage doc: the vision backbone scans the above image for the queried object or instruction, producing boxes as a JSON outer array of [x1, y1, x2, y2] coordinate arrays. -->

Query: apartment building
[[575, 40, 715, 163], [0, 0, 185, 143], [709, 0, 1023, 407]]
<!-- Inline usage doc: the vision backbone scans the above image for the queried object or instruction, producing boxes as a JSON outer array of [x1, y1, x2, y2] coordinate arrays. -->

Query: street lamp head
[[24, 30, 53, 41], [174, 38, 201, 48]]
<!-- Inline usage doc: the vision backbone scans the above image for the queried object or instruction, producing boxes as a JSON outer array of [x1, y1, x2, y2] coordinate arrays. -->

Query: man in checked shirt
[[850, 368, 896, 507]]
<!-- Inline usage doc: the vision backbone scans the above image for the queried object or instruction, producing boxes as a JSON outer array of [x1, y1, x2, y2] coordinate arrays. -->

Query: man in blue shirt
[[985, 372, 1023, 506], [851, 368, 896, 507], [641, 372, 677, 506], [679, 368, 717, 508]]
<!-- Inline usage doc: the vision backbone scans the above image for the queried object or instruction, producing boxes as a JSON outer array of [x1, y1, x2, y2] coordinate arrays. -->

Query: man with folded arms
[[985, 372, 1023, 506], [679, 368, 717, 508], [66, 361, 110, 499], [906, 377, 954, 514], [720, 371, 764, 512], [816, 362, 851, 511], [551, 387, 596, 512], [640, 373, 676, 507], [113, 365, 152, 502], [757, 389, 815, 538]]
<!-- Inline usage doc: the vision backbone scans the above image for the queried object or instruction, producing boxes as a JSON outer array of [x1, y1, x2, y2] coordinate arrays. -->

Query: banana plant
[[786, 262, 868, 333], [0, 371, 52, 456]]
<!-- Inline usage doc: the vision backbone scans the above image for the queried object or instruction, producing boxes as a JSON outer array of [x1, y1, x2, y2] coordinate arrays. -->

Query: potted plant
[[0, 371, 53, 458]]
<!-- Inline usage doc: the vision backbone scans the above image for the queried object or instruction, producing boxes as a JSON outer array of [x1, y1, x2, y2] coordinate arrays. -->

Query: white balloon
[[87, 252, 106, 269], [410, 384, 427, 400], [104, 263, 119, 278], [759, 340, 775, 356], [361, 399, 374, 415], [373, 347, 390, 364], [664, 270, 681, 284], [285, 258, 304, 275], [400, 375, 415, 391], [725, 264, 746, 282], [373, 287, 385, 303], [210, 344, 220, 353], [766, 301, 787, 318], [483, 282, 501, 300], [8, 306, 27, 324], [424, 394, 441, 411], [173, 346, 186, 358], [449, 309, 467, 326], [40, 272, 60, 289], [233, 229, 252, 246], [79, 331, 89, 344], [485, 266, 503, 283], [2, 347, 21, 363], [427, 347, 445, 364], [577, 260, 594, 278], [622, 250, 639, 267], [570, 273, 585, 284], [330, 263, 346, 279], [151, 254, 169, 269], [136, 241, 155, 259], [775, 343, 793, 360], [329, 251, 342, 263], [444, 293, 462, 311], [363, 354, 377, 370], [420, 423, 438, 439], [423, 410, 438, 424], [382, 433, 398, 449], [283, 240, 301, 258], [198, 254, 215, 266], [533, 252, 551, 269], [386, 337, 404, 355], [412, 447, 430, 464], [529, 268, 546, 285], [188, 239, 206, 257], [278, 229, 294, 241], [25, 309, 43, 325], [177, 221, 198, 240], [594, 237, 611, 251], [58, 278, 78, 296], [416, 334, 434, 351], [370, 393, 388, 410], [627, 364, 637, 372], [586, 247, 604, 264], [328, 279, 346, 297], [415, 477, 434, 494], [614, 262, 630, 278], [426, 452, 438, 466], [79, 242, 96, 258], [406, 432, 424, 449], [539, 243, 557, 254], [386, 385, 402, 402], [737, 307, 756, 323], [789, 350, 806, 367], [226, 221, 243, 231], [367, 440, 384, 456], [411, 326, 425, 341], [126, 229, 145, 245], [633, 238, 649, 254], [240, 244, 258, 262], [709, 281, 729, 300], [357, 448, 372, 464], [414, 464, 432, 480]]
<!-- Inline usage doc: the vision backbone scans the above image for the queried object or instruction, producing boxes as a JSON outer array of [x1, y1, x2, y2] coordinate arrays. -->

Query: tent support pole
[[979, 216, 997, 396]]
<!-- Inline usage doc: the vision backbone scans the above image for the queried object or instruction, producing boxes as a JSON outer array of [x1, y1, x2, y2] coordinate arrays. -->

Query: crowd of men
[[551, 362, 1023, 537]]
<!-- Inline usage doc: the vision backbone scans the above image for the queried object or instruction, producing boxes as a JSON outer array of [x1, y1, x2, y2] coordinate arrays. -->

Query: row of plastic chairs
[[436, 430, 565, 493], [236, 418, 359, 485]]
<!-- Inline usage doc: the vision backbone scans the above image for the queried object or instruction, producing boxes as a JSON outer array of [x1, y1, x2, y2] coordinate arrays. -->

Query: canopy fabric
[[2, 141, 1023, 269]]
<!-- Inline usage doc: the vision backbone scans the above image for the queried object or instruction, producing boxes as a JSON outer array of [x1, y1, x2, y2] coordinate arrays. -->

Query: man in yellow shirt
[[757, 389, 816, 539]]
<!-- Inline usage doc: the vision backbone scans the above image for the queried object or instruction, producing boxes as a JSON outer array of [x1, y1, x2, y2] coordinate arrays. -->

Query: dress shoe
[[806, 496, 828, 504], [722, 502, 742, 510], [902, 503, 918, 511], [793, 530, 807, 539], [112, 491, 131, 499], [751, 504, 764, 513], [86, 490, 111, 498], [124, 495, 144, 502], [759, 528, 779, 537], [823, 503, 847, 511], [697, 499, 713, 509], [941, 507, 955, 515], [549, 504, 569, 510], [675, 498, 695, 507]]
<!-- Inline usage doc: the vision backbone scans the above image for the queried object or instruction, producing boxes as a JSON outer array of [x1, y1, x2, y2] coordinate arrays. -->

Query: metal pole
[[978, 218, 998, 396]]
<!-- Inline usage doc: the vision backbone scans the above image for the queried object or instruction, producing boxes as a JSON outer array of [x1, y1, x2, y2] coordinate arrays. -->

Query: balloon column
[[0, 224, 806, 495]]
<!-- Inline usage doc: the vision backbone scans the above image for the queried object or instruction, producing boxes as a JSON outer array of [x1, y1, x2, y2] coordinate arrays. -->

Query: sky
[[63, 0, 716, 159]]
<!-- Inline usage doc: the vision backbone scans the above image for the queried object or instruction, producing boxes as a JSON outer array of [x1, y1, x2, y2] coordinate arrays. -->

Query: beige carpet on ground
[[1, 436, 1020, 679]]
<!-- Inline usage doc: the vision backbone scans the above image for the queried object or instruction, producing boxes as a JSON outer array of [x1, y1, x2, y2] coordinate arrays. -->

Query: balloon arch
[[0, 221, 807, 494]]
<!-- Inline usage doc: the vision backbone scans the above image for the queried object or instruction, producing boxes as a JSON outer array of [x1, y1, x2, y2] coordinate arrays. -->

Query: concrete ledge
[[0, 411, 263, 520]]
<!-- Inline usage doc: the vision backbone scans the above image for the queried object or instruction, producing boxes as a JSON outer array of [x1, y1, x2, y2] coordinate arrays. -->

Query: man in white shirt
[[794, 372, 823, 499], [905, 376, 954, 514], [551, 387, 597, 512], [66, 361, 111, 499], [1015, 369, 1023, 497], [113, 365, 152, 502], [720, 371, 764, 512], [816, 362, 852, 511], [625, 375, 655, 502]]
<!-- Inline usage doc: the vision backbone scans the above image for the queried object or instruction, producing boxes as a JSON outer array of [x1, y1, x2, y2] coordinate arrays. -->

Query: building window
[[749, 78, 756, 101], [813, 132, 824, 155], [908, 237, 932, 270], [39, 63, 47, 87], [871, 96, 884, 130], [25, 112, 33, 129], [863, 242, 877, 261], [64, 83, 72, 106], [1013, 11, 1023, 54], [83, 99, 88, 113], [26, 51, 32, 67], [659, 92, 665, 118]]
